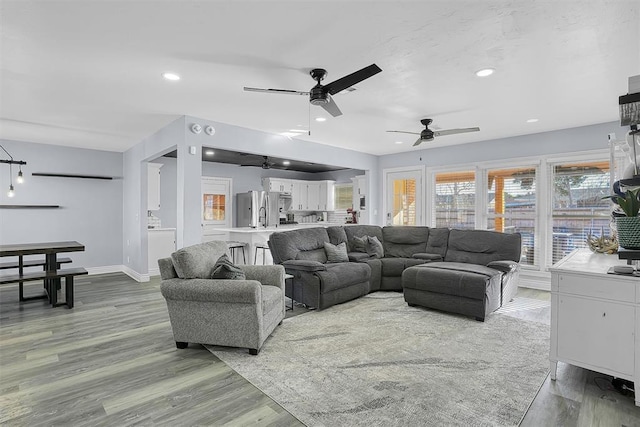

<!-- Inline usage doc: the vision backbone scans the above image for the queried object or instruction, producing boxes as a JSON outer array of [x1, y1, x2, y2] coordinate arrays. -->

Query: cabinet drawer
[[557, 295, 634, 376], [557, 273, 635, 302]]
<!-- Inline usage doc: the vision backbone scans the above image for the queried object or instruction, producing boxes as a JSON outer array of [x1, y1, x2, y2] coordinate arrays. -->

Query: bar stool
[[226, 241, 247, 264], [254, 242, 271, 265]]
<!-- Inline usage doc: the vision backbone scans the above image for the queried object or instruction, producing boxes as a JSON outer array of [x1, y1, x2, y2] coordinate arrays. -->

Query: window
[[434, 170, 476, 229], [486, 166, 538, 266], [334, 184, 353, 211], [550, 160, 610, 265], [203, 193, 225, 221]]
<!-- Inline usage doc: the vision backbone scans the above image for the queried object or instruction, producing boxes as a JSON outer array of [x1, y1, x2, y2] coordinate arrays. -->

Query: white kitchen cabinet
[[291, 181, 303, 210], [306, 182, 321, 210], [549, 248, 640, 406], [148, 228, 176, 275], [319, 180, 335, 211], [147, 163, 163, 211], [289, 180, 334, 211], [262, 178, 293, 194]]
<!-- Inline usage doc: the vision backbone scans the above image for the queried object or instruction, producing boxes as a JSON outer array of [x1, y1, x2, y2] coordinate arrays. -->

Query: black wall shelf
[[0, 205, 60, 209], [32, 172, 113, 180]]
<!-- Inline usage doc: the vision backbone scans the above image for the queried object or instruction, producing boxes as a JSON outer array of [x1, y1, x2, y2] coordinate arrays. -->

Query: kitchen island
[[214, 223, 345, 265]]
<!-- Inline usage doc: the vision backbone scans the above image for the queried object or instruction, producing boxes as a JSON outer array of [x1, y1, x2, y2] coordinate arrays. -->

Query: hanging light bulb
[[16, 166, 24, 184], [8, 184, 14, 197]]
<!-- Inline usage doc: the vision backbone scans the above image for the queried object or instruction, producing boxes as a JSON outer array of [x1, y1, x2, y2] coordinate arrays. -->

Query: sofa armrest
[[282, 260, 327, 272], [240, 264, 285, 290], [486, 260, 520, 274], [412, 253, 443, 261], [160, 278, 261, 304], [348, 252, 372, 262]]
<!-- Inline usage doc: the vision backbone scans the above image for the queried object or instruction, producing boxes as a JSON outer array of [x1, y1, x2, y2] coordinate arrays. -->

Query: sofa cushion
[[352, 235, 368, 252], [381, 257, 427, 277], [269, 227, 330, 264], [326, 226, 348, 246], [444, 229, 521, 265], [296, 248, 328, 263], [211, 254, 246, 280], [425, 228, 450, 258], [366, 236, 384, 258], [412, 253, 444, 261], [171, 241, 228, 279], [316, 262, 371, 293], [324, 242, 349, 263], [382, 226, 429, 258], [403, 262, 502, 300]]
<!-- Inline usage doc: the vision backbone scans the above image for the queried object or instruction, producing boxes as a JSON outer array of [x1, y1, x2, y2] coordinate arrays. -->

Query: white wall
[[122, 115, 379, 277], [379, 121, 627, 171], [0, 139, 123, 270]]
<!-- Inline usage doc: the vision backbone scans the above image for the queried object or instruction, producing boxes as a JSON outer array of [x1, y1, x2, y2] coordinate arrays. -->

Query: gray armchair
[[158, 241, 285, 355]]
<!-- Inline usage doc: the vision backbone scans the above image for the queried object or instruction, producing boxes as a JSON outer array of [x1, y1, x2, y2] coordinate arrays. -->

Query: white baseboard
[[148, 267, 160, 277], [86, 265, 124, 276], [121, 265, 150, 283]]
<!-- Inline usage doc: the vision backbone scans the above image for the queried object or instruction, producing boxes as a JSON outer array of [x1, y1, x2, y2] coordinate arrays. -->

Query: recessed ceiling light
[[395, 141, 404, 145], [162, 72, 181, 81], [475, 68, 495, 77], [526, 118, 539, 123], [315, 117, 327, 122], [283, 160, 290, 165], [205, 150, 214, 156]]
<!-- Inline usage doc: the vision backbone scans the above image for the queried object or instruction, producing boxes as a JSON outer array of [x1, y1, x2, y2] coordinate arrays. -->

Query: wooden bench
[[0, 257, 72, 270], [0, 267, 88, 308]]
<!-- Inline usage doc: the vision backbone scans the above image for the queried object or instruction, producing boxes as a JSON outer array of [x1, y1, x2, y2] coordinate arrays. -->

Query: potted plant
[[605, 184, 640, 249]]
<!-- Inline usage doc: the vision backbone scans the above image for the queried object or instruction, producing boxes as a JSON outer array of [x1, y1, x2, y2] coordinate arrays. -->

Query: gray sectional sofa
[[268, 225, 521, 321]]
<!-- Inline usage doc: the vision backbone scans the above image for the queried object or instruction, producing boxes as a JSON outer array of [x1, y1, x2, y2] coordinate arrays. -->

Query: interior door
[[385, 169, 423, 226], [202, 177, 232, 241]]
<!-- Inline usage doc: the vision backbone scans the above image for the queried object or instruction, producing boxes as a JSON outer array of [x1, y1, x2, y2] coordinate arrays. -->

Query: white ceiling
[[1, 1, 638, 156]]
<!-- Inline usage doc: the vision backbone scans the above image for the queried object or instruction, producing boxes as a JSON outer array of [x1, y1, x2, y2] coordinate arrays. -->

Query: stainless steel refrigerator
[[236, 191, 280, 228]]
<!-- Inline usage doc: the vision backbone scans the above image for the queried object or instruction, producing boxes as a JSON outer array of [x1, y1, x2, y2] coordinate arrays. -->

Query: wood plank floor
[[1, 275, 638, 426]]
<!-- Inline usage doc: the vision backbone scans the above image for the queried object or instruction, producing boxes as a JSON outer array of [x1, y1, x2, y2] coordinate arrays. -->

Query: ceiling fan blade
[[320, 95, 343, 117], [433, 127, 480, 137], [413, 138, 423, 146], [386, 130, 420, 135], [324, 64, 382, 95], [243, 86, 309, 96]]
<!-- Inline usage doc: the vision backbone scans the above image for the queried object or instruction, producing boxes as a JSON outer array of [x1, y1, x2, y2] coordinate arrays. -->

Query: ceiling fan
[[387, 118, 480, 146], [244, 64, 382, 117], [240, 155, 276, 169]]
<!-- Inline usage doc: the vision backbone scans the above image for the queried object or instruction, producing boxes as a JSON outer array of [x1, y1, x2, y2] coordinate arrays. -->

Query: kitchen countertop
[[147, 227, 176, 231], [218, 223, 346, 233]]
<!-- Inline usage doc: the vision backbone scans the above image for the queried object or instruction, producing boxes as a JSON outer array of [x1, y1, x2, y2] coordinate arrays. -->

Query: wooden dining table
[[0, 241, 85, 303]]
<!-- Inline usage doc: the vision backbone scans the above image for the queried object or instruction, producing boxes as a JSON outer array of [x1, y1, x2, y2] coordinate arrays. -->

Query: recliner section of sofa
[[268, 227, 370, 310]]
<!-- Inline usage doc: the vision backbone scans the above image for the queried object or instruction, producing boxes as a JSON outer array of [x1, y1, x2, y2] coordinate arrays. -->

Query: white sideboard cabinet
[[148, 228, 176, 276], [549, 248, 640, 406]]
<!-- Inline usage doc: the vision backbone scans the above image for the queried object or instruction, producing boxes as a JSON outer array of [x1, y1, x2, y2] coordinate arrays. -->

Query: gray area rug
[[207, 293, 550, 426]]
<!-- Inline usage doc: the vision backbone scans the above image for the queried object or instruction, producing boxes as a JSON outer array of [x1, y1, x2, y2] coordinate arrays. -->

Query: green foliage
[[606, 187, 640, 217]]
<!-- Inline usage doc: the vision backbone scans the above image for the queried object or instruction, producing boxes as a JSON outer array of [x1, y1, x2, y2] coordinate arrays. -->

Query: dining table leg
[[44, 253, 60, 304]]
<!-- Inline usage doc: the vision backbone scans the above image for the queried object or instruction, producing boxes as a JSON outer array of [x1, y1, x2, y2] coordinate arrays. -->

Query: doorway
[[201, 177, 232, 242], [384, 167, 424, 226]]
